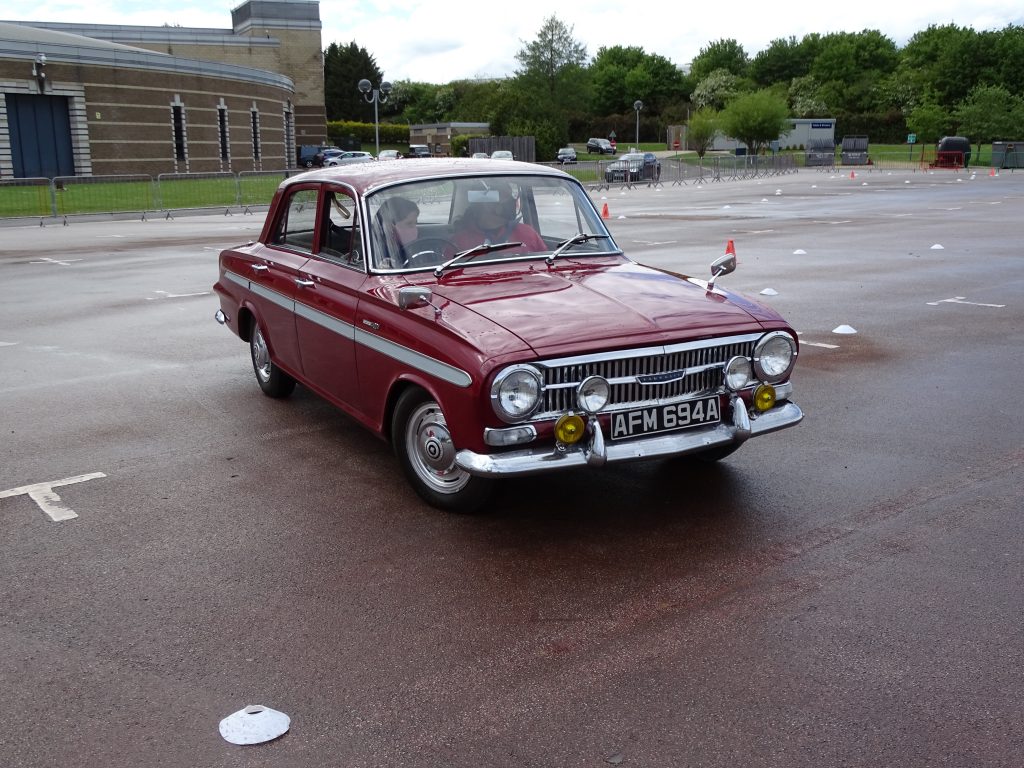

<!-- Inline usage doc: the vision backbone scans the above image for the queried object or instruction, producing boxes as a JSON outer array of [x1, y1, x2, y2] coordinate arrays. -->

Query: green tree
[[687, 109, 720, 157], [589, 46, 687, 115], [749, 35, 819, 86], [692, 69, 741, 110], [719, 90, 790, 155], [907, 101, 951, 144], [898, 25, 989, 110], [324, 42, 384, 121], [787, 76, 828, 117], [810, 30, 899, 113], [955, 85, 1024, 156], [515, 15, 588, 97], [690, 38, 749, 82]]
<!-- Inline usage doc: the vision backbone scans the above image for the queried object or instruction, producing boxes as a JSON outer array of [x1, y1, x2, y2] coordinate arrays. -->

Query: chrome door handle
[[295, 278, 315, 287], [251, 264, 268, 272]]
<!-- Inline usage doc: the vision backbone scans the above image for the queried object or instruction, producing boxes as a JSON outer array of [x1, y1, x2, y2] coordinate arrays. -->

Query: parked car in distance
[[322, 150, 374, 167], [408, 144, 432, 158], [604, 152, 661, 183], [298, 144, 330, 168], [471, 152, 489, 159], [556, 147, 577, 164], [586, 138, 616, 155], [213, 159, 803, 513], [378, 149, 402, 160], [490, 150, 514, 160]]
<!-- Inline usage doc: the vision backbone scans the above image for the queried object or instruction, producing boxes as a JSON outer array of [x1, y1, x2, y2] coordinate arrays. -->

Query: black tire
[[250, 323, 296, 398], [392, 388, 492, 513]]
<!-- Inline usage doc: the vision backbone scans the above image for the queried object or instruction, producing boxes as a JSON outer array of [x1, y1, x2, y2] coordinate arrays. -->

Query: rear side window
[[270, 188, 319, 252]]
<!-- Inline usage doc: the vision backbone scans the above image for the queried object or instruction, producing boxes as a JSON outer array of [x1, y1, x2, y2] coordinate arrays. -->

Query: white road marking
[[0, 341, 18, 347], [803, 342, 840, 349], [0, 472, 106, 522], [926, 296, 1006, 308], [30, 257, 82, 266], [147, 289, 211, 300]]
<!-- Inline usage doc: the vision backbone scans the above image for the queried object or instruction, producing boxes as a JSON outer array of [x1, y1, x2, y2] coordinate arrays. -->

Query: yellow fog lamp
[[753, 383, 777, 412], [554, 413, 586, 445]]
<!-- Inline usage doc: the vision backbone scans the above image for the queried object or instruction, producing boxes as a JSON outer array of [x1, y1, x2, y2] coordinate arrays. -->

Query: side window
[[319, 187, 362, 267], [270, 188, 319, 252]]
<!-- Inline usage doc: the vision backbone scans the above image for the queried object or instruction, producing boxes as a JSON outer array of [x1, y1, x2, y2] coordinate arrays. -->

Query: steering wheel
[[406, 237, 457, 264]]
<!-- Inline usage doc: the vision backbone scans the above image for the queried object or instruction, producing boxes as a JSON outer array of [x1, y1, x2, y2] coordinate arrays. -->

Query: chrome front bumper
[[455, 400, 803, 478]]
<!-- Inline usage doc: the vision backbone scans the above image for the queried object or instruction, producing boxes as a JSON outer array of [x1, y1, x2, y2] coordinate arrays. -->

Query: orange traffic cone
[[989, 167, 996, 177], [601, 202, 609, 219], [849, 170, 856, 179], [725, 239, 736, 257]]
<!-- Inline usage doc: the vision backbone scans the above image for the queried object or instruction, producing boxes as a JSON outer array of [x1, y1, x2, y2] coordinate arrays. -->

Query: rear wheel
[[250, 323, 296, 398], [392, 388, 492, 513]]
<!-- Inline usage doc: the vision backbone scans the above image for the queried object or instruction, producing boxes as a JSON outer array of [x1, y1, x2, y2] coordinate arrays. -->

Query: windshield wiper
[[433, 241, 523, 277], [545, 233, 612, 264]]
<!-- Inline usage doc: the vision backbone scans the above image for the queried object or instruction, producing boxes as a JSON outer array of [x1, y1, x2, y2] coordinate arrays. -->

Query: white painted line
[[0, 472, 106, 522], [803, 342, 840, 349], [0, 341, 18, 347], [30, 257, 82, 266], [146, 290, 211, 300], [926, 296, 1006, 308]]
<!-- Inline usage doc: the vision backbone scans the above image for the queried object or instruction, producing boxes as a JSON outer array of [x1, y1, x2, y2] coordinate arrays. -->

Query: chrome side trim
[[294, 302, 355, 341], [455, 402, 803, 478], [224, 268, 472, 389], [355, 328, 472, 388]]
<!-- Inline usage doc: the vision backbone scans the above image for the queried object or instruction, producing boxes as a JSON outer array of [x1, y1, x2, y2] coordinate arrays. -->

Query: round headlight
[[724, 356, 753, 391], [753, 331, 796, 383], [491, 365, 542, 422], [577, 375, 610, 414]]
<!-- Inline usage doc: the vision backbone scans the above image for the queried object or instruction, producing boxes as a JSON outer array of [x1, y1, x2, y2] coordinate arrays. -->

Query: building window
[[251, 105, 261, 162], [218, 99, 230, 166], [283, 103, 295, 169], [171, 98, 187, 163]]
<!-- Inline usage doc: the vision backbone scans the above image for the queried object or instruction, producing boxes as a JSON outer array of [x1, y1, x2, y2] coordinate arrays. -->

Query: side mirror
[[398, 286, 433, 310], [707, 253, 736, 291]]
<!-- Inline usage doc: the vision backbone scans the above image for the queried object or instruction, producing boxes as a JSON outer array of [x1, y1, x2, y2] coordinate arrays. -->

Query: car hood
[[427, 259, 775, 358]]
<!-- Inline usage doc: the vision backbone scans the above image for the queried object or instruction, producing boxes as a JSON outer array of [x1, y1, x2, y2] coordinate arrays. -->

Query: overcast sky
[[3, 0, 1021, 84]]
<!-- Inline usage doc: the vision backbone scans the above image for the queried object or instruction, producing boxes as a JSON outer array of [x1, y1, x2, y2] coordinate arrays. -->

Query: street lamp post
[[633, 100, 644, 147], [358, 78, 391, 156]]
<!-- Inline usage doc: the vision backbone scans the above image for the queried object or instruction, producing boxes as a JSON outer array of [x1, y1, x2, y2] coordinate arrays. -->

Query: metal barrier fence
[[0, 169, 295, 222]]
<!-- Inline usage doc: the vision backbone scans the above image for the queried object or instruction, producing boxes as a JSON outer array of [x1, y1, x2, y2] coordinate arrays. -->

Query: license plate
[[609, 395, 721, 440]]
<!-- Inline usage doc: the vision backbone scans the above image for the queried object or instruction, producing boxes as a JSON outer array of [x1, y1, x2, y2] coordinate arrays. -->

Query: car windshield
[[366, 174, 617, 273]]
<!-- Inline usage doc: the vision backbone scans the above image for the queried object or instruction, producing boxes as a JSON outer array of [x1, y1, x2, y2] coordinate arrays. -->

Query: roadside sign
[[907, 134, 917, 144]]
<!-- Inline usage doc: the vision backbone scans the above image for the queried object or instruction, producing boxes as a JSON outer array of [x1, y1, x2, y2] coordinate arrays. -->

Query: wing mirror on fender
[[398, 286, 441, 317], [707, 253, 736, 291]]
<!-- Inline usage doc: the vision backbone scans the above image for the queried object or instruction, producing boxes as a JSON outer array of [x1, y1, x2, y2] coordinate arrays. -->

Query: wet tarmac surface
[[2, 169, 1022, 767]]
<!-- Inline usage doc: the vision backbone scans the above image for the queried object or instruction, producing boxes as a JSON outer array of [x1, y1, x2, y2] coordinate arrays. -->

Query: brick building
[[0, 0, 326, 178]]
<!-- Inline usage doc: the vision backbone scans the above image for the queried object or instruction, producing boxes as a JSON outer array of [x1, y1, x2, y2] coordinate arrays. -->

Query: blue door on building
[[7, 94, 75, 179]]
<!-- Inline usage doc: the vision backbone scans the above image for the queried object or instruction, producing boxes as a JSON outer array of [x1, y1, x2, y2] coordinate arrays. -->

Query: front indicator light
[[577, 375, 610, 413], [753, 384, 777, 412], [554, 413, 586, 444], [724, 355, 752, 391]]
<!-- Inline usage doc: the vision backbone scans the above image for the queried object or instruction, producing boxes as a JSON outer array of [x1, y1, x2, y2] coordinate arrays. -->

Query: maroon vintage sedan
[[214, 159, 802, 512]]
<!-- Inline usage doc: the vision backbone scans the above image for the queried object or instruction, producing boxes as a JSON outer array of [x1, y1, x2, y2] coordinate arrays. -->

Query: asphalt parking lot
[[1, 167, 1022, 767]]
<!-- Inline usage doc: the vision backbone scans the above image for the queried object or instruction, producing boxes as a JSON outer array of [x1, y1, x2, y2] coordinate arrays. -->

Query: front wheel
[[250, 323, 296, 398], [392, 389, 492, 513]]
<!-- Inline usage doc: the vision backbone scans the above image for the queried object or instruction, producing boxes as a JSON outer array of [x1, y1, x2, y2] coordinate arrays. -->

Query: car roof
[[282, 158, 572, 196]]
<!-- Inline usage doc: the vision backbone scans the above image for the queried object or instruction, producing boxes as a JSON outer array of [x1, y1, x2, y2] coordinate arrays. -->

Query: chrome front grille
[[534, 333, 759, 419]]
